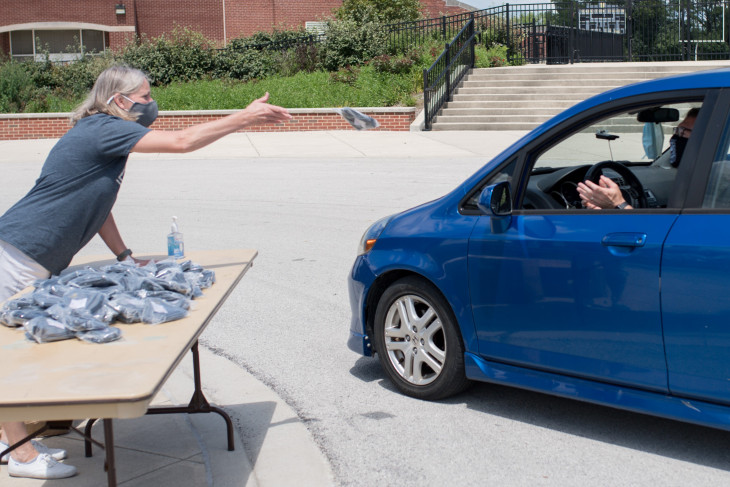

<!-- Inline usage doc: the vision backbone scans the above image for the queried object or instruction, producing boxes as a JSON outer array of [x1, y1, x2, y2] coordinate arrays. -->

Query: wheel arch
[[365, 269, 465, 356]]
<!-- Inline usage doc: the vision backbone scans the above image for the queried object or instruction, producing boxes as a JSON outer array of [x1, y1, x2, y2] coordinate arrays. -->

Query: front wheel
[[373, 277, 470, 400]]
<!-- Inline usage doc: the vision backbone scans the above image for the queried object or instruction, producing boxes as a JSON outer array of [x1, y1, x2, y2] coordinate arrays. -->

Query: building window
[[9, 29, 106, 62]]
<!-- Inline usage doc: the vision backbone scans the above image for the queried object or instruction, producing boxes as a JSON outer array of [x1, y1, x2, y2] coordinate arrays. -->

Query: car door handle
[[601, 233, 647, 248]]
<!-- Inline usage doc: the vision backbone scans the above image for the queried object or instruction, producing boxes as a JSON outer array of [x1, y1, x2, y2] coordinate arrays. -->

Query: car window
[[536, 103, 698, 170], [521, 102, 701, 211], [702, 120, 730, 208], [461, 158, 517, 212]]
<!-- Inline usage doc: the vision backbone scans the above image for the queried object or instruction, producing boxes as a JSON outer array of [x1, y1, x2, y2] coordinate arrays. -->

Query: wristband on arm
[[116, 248, 133, 261]]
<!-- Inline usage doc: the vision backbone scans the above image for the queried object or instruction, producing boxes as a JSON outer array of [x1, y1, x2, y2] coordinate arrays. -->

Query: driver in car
[[577, 108, 698, 209]]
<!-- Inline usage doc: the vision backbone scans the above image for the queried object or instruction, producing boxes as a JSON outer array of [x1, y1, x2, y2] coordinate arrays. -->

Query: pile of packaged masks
[[0, 259, 215, 345]]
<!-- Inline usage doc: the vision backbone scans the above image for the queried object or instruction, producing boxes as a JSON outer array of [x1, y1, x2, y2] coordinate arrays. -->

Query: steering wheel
[[584, 161, 647, 209]]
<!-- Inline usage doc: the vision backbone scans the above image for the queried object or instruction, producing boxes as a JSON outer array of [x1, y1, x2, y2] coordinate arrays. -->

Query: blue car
[[348, 68, 730, 431]]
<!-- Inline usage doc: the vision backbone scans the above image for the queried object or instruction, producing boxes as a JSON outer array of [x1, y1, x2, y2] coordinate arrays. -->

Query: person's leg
[[0, 239, 50, 303], [1, 422, 37, 463], [0, 240, 75, 478]]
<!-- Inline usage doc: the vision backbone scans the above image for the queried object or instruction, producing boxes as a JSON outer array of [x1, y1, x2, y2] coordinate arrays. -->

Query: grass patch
[[148, 66, 419, 110]]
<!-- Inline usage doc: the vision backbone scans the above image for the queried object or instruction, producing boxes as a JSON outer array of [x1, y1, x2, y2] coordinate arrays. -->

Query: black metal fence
[[423, 19, 477, 130], [386, 0, 730, 64]]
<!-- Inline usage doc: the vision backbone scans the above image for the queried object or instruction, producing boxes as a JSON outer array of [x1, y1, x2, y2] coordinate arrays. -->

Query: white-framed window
[[9, 29, 106, 62]]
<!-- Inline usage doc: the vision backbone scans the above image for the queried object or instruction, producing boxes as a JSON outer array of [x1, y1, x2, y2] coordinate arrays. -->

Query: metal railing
[[423, 19, 477, 131], [385, 1, 730, 63]]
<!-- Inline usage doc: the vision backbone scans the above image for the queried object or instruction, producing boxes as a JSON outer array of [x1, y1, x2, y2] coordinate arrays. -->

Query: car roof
[[539, 67, 730, 135]]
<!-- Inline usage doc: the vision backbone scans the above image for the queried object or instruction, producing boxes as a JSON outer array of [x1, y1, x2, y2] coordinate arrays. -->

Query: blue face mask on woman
[[107, 94, 158, 127], [121, 95, 158, 127]]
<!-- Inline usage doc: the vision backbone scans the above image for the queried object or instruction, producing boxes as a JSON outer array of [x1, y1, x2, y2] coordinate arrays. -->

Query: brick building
[[0, 1, 471, 61]]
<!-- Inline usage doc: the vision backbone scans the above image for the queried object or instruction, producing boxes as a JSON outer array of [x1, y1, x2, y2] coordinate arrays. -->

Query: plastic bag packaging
[[32, 289, 65, 308], [62, 289, 118, 323], [65, 271, 121, 291], [57, 268, 97, 286], [24, 316, 75, 343], [141, 298, 188, 324], [107, 293, 147, 323], [33, 276, 72, 297], [155, 267, 193, 296], [76, 326, 122, 344], [1, 308, 49, 328], [46, 304, 109, 332], [185, 269, 216, 290], [136, 290, 191, 310], [334, 107, 380, 130], [1, 296, 37, 311]]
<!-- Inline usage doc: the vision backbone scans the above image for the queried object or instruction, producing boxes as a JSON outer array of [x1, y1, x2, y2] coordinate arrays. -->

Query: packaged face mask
[[334, 107, 380, 130]]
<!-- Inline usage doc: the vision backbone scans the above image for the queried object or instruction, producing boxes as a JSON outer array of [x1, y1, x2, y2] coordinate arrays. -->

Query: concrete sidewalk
[[0, 129, 529, 164], [0, 129, 529, 487]]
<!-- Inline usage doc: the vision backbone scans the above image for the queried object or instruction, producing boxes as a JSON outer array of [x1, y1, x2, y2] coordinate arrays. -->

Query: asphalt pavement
[[0, 129, 529, 487]]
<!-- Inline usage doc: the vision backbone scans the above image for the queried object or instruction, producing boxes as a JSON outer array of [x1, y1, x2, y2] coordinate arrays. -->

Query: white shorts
[[0, 239, 50, 303]]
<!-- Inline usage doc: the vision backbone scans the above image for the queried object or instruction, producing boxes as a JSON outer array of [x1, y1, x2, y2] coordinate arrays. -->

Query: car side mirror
[[477, 182, 512, 233]]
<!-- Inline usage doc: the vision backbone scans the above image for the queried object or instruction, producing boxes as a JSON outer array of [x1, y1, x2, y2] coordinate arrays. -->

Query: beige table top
[[0, 249, 257, 422]]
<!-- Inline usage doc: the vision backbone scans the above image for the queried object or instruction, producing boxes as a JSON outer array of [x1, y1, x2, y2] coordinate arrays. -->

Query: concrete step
[[444, 101, 576, 109], [455, 86, 612, 95], [431, 121, 543, 130], [451, 93, 598, 101], [436, 114, 559, 123], [461, 78, 651, 87], [441, 107, 567, 116], [429, 61, 730, 131]]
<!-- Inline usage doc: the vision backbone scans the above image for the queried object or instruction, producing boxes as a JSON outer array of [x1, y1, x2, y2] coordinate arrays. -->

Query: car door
[[662, 93, 730, 404], [467, 98, 706, 392]]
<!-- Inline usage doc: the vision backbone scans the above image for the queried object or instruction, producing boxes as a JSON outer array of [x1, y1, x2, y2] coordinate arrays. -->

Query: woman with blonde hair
[[0, 65, 291, 479]]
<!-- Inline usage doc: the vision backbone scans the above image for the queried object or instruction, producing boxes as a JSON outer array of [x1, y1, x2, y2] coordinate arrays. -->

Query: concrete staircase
[[430, 61, 730, 131]]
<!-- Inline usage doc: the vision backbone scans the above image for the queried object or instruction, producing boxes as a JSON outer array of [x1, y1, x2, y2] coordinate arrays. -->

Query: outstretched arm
[[131, 93, 292, 153]]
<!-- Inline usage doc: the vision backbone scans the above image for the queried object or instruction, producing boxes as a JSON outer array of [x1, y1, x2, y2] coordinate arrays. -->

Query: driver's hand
[[577, 175, 631, 210]]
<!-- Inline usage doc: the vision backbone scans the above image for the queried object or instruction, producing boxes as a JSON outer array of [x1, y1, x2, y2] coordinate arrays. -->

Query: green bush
[[213, 48, 277, 81], [475, 43, 509, 68], [329, 65, 360, 85], [120, 26, 216, 85], [278, 43, 321, 77], [335, 0, 423, 23], [0, 22, 441, 113], [319, 19, 388, 71], [370, 53, 414, 74], [0, 61, 34, 112]]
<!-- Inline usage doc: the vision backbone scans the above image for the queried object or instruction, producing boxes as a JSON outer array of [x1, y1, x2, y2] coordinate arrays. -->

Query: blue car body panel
[[662, 214, 730, 405], [347, 68, 730, 430], [468, 212, 678, 392]]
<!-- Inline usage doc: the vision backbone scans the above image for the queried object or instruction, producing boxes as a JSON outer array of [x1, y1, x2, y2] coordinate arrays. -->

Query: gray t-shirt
[[0, 113, 150, 274]]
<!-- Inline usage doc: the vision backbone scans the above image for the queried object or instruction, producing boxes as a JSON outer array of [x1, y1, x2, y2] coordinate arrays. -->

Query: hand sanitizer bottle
[[167, 216, 184, 258]]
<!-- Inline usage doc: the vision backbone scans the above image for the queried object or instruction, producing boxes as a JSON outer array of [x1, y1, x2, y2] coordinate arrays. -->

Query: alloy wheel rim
[[383, 294, 446, 386]]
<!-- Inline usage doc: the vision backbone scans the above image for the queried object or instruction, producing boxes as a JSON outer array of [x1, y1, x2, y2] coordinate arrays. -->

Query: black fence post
[[506, 3, 511, 64], [626, 0, 633, 61], [423, 68, 430, 131], [470, 20, 476, 67], [686, 0, 692, 60], [442, 16, 447, 40], [445, 42, 451, 101], [570, 4, 576, 63]]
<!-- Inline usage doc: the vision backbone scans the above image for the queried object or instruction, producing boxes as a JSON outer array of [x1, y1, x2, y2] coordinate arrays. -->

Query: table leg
[[146, 341, 235, 451], [86, 341, 236, 458], [103, 419, 117, 487]]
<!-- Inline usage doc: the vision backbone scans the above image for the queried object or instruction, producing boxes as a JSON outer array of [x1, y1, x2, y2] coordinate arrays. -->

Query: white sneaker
[[0, 439, 67, 463], [8, 453, 77, 479]]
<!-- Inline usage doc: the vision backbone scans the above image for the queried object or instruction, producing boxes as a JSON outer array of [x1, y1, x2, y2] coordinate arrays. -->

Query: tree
[[335, 0, 423, 24]]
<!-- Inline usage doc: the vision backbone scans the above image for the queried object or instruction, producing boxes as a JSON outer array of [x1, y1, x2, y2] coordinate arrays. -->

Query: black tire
[[373, 276, 470, 400]]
